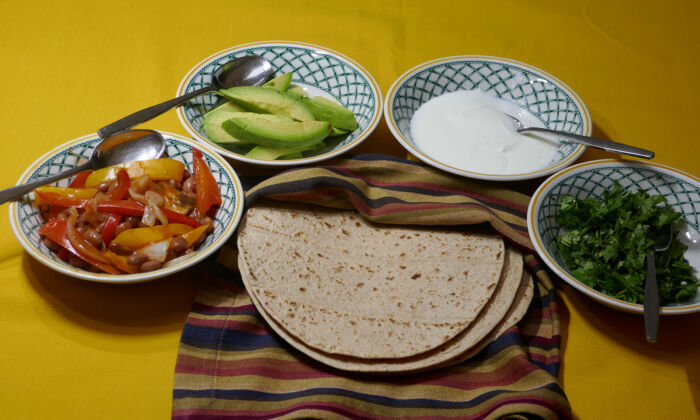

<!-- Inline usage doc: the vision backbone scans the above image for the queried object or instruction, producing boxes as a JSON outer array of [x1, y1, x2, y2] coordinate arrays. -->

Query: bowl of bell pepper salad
[[9, 131, 244, 283]]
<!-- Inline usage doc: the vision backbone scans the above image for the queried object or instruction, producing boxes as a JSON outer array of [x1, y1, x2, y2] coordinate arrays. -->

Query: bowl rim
[[8, 131, 245, 284], [175, 40, 383, 166], [527, 158, 700, 314], [383, 54, 590, 181]]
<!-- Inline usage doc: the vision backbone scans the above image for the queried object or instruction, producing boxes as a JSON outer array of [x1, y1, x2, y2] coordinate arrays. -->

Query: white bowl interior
[[11, 132, 243, 283], [387, 57, 589, 179], [531, 161, 700, 311], [177, 42, 381, 163]]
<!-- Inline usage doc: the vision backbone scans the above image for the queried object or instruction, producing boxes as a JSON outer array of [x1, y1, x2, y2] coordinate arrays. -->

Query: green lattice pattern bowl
[[176, 41, 382, 166], [9, 131, 244, 283], [384, 56, 590, 181], [528, 159, 700, 314]]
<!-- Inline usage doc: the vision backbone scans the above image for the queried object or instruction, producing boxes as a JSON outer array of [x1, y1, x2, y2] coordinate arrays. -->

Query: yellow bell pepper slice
[[111, 223, 192, 250], [104, 251, 138, 274], [34, 186, 99, 199], [181, 224, 209, 247], [85, 159, 185, 187]]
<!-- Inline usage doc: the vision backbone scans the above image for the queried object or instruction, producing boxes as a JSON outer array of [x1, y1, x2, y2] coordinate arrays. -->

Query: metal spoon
[[644, 227, 673, 342], [504, 113, 655, 159], [97, 55, 274, 139], [0, 129, 165, 205]]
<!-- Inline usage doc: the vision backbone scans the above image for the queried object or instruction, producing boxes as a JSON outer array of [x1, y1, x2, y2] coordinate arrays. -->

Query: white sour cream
[[409, 89, 559, 175]]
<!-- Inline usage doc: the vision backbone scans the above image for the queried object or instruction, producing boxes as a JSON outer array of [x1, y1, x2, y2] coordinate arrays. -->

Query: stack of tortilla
[[237, 202, 534, 373]]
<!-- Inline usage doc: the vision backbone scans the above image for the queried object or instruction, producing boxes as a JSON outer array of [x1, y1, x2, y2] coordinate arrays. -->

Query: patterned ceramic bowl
[[9, 131, 244, 284], [384, 56, 591, 181], [176, 41, 382, 166], [528, 159, 700, 314]]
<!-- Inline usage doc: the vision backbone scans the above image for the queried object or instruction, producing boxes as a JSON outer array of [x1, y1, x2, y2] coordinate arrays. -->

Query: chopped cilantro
[[555, 182, 698, 305]]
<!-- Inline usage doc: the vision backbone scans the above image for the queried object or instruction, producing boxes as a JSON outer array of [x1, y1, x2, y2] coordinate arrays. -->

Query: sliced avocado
[[245, 140, 327, 161], [262, 72, 293, 92], [279, 151, 303, 160], [301, 96, 357, 131], [286, 84, 308, 100], [329, 126, 349, 137], [202, 102, 248, 144], [222, 113, 331, 149], [247, 145, 296, 160], [219, 86, 315, 122]]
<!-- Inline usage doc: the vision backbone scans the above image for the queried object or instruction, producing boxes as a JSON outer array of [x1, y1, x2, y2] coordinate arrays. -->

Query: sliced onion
[[128, 186, 146, 203], [152, 204, 168, 225], [145, 191, 168, 226], [84, 197, 101, 225], [141, 204, 157, 226], [144, 191, 164, 206], [138, 238, 171, 262]]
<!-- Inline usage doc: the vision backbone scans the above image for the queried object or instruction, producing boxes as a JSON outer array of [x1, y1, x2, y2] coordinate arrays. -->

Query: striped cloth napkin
[[172, 154, 570, 420]]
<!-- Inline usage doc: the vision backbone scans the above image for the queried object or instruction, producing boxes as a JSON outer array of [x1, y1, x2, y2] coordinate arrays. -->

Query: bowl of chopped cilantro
[[528, 159, 700, 314]]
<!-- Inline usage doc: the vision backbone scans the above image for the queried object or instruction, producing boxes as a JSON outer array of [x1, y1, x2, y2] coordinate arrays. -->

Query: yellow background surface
[[1, 1, 699, 418]]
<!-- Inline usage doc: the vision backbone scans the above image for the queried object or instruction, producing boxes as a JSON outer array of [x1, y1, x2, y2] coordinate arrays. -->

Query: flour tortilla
[[437, 270, 535, 368], [237, 203, 505, 359], [243, 246, 526, 373]]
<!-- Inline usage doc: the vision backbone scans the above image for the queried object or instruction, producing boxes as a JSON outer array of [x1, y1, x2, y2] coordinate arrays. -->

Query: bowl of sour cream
[[384, 56, 591, 181]]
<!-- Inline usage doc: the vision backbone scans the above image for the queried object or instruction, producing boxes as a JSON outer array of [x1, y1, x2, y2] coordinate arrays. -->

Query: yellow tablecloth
[[1, 1, 698, 418]]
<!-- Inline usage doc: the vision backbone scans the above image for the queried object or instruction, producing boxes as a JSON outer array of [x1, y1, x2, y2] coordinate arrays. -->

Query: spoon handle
[[0, 162, 91, 205], [97, 85, 215, 139], [519, 127, 655, 159], [644, 250, 659, 342]]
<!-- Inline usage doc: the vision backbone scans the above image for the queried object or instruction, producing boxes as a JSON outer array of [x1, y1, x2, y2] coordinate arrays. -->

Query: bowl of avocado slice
[[176, 41, 382, 166]]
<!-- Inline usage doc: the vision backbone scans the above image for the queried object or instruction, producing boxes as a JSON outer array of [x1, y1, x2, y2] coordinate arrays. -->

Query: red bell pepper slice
[[107, 169, 130, 201], [101, 213, 122, 245], [97, 200, 201, 227], [68, 171, 93, 188], [97, 200, 144, 216], [38, 218, 121, 274], [161, 208, 201, 227], [193, 148, 222, 215], [56, 247, 70, 261]]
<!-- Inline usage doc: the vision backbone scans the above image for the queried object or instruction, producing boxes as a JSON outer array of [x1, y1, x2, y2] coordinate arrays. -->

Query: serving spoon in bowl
[[504, 113, 655, 159], [644, 226, 674, 342], [97, 55, 274, 139], [0, 129, 166, 205]]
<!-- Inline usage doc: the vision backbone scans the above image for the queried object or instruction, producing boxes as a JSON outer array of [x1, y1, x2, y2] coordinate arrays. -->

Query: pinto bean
[[126, 253, 148, 266], [168, 236, 188, 253], [84, 229, 103, 248], [97, 182, 111, 192], [108, 241, 132, 255], [68, 255, 88, 269], [139, 260, 162, 272], [182, 176, 196, 193]]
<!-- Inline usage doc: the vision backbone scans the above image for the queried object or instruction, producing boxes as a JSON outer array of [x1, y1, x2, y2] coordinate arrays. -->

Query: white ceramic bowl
[[9, 131, 244, 283], [528, 159, 700, 314], [384, 55, 591, 181], [176, 41, 382, 166]]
